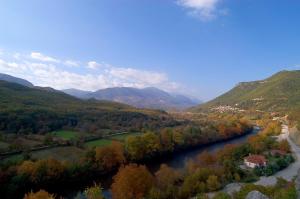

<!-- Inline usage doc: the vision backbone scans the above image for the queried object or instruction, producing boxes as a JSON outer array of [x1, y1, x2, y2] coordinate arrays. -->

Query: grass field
[[84, 139, 112, 148], [108, 132, 141, 141], [1, 154, 24, 166], [31, 146, 85, 162], [51, 130, 81, 140]]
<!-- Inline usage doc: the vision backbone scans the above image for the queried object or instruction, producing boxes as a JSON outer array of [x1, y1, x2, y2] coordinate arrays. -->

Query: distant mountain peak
[[0, 73, 34, 87]]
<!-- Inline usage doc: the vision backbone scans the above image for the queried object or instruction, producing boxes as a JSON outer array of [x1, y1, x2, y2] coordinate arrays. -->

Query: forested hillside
[[0, 80, 177, 134]]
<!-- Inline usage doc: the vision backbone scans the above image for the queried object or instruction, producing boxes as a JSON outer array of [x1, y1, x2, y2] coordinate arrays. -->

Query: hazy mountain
[[64, 87, 200, 110], [62, 88, 92, 98], [0, 73, 34, 87], [192, 70, 300, 114]]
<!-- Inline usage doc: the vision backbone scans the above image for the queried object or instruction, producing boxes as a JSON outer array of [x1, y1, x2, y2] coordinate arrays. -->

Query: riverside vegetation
[[14, 118, 297, 199], [0, 113, 252, 199]]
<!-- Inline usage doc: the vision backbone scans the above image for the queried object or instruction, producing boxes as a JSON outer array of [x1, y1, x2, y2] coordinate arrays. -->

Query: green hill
[[0, 80, 176, 134], [192, 70, 300, 117]]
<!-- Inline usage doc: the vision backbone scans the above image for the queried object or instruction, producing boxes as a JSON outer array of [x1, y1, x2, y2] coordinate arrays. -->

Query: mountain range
[[0, 73, 200, 110], [63, 87, 200, 110]]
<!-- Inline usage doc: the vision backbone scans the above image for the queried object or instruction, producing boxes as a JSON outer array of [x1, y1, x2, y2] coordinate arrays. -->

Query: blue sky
[[1, 0, 300, 101]]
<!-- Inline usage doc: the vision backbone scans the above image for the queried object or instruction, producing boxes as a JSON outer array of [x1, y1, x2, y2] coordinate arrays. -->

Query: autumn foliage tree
[[17, 158, 65, 184], [196, 151, 217, 167], [278, 140, 290, 152], [111, 164, 154, 199], [147, 164, 181, 199], [23, 190, 54, 199], [155, 164, 181, 190], [95, 141, 125, 170], [262, 121, 282, 136]]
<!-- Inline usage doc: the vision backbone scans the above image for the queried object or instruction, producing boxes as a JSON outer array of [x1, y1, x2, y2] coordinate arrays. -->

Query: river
[[65, 127, 259, 199]]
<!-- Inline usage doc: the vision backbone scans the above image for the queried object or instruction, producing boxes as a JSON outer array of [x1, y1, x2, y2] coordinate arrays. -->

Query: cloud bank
[[0, 50, 181, 93]]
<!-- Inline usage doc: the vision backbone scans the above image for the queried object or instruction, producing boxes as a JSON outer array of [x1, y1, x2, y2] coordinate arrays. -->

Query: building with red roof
[[244, 154, 267, 168]]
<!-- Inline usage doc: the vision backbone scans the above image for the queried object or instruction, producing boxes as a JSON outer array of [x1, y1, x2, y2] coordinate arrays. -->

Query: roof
[[244, 154, 267, 165]]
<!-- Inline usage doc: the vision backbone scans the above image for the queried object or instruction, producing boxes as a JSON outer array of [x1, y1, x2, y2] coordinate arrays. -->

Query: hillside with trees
[[0, 80, 177, 134], [192, 70, 300, 124]]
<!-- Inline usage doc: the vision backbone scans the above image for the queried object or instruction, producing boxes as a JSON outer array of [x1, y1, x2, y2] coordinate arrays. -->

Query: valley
[[1, 71, 300, 199], [2, 2, 300, 198]]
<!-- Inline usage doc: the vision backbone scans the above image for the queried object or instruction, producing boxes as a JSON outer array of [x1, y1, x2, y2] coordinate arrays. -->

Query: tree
[[84, 184, 104, 199], [17, 160, 36, 177], [111, 164, 154, 199], [278, 140, 290, 152], [17, 158, 65, 183], [23, 190, 55, 199], [262, 121, 281, 136], [155, 164, 181, 190], [142, 132, 161, 157], [180, 168, 215, 198], [196, 151, 216, 166], [206, 175, 221, 192], [160, 129, 174, 152], [125, 136, 145, 160], [172, 130, 184, 147], [95, 141, 125, 170], [247, 135, 267, 153]]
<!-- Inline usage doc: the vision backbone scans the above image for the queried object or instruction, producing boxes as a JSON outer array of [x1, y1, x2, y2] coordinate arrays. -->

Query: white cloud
[[30, 52, 60, 63], [177, 0, 224, 21], [0, 52, 182, 93], [109, 67, 168, 86], [13, 53, 21, 60], [87, 61, 101, 69], [64, 60, 80, 67]]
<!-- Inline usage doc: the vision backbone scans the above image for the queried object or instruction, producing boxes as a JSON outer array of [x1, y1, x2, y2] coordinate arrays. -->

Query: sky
[[1, 0, 300, 101]]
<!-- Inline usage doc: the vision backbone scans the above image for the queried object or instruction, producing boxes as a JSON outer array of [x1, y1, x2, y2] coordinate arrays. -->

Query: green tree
[[142, 132, 161, 157], [206, 175, 221, 192], [125, 136, 145, 160]]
